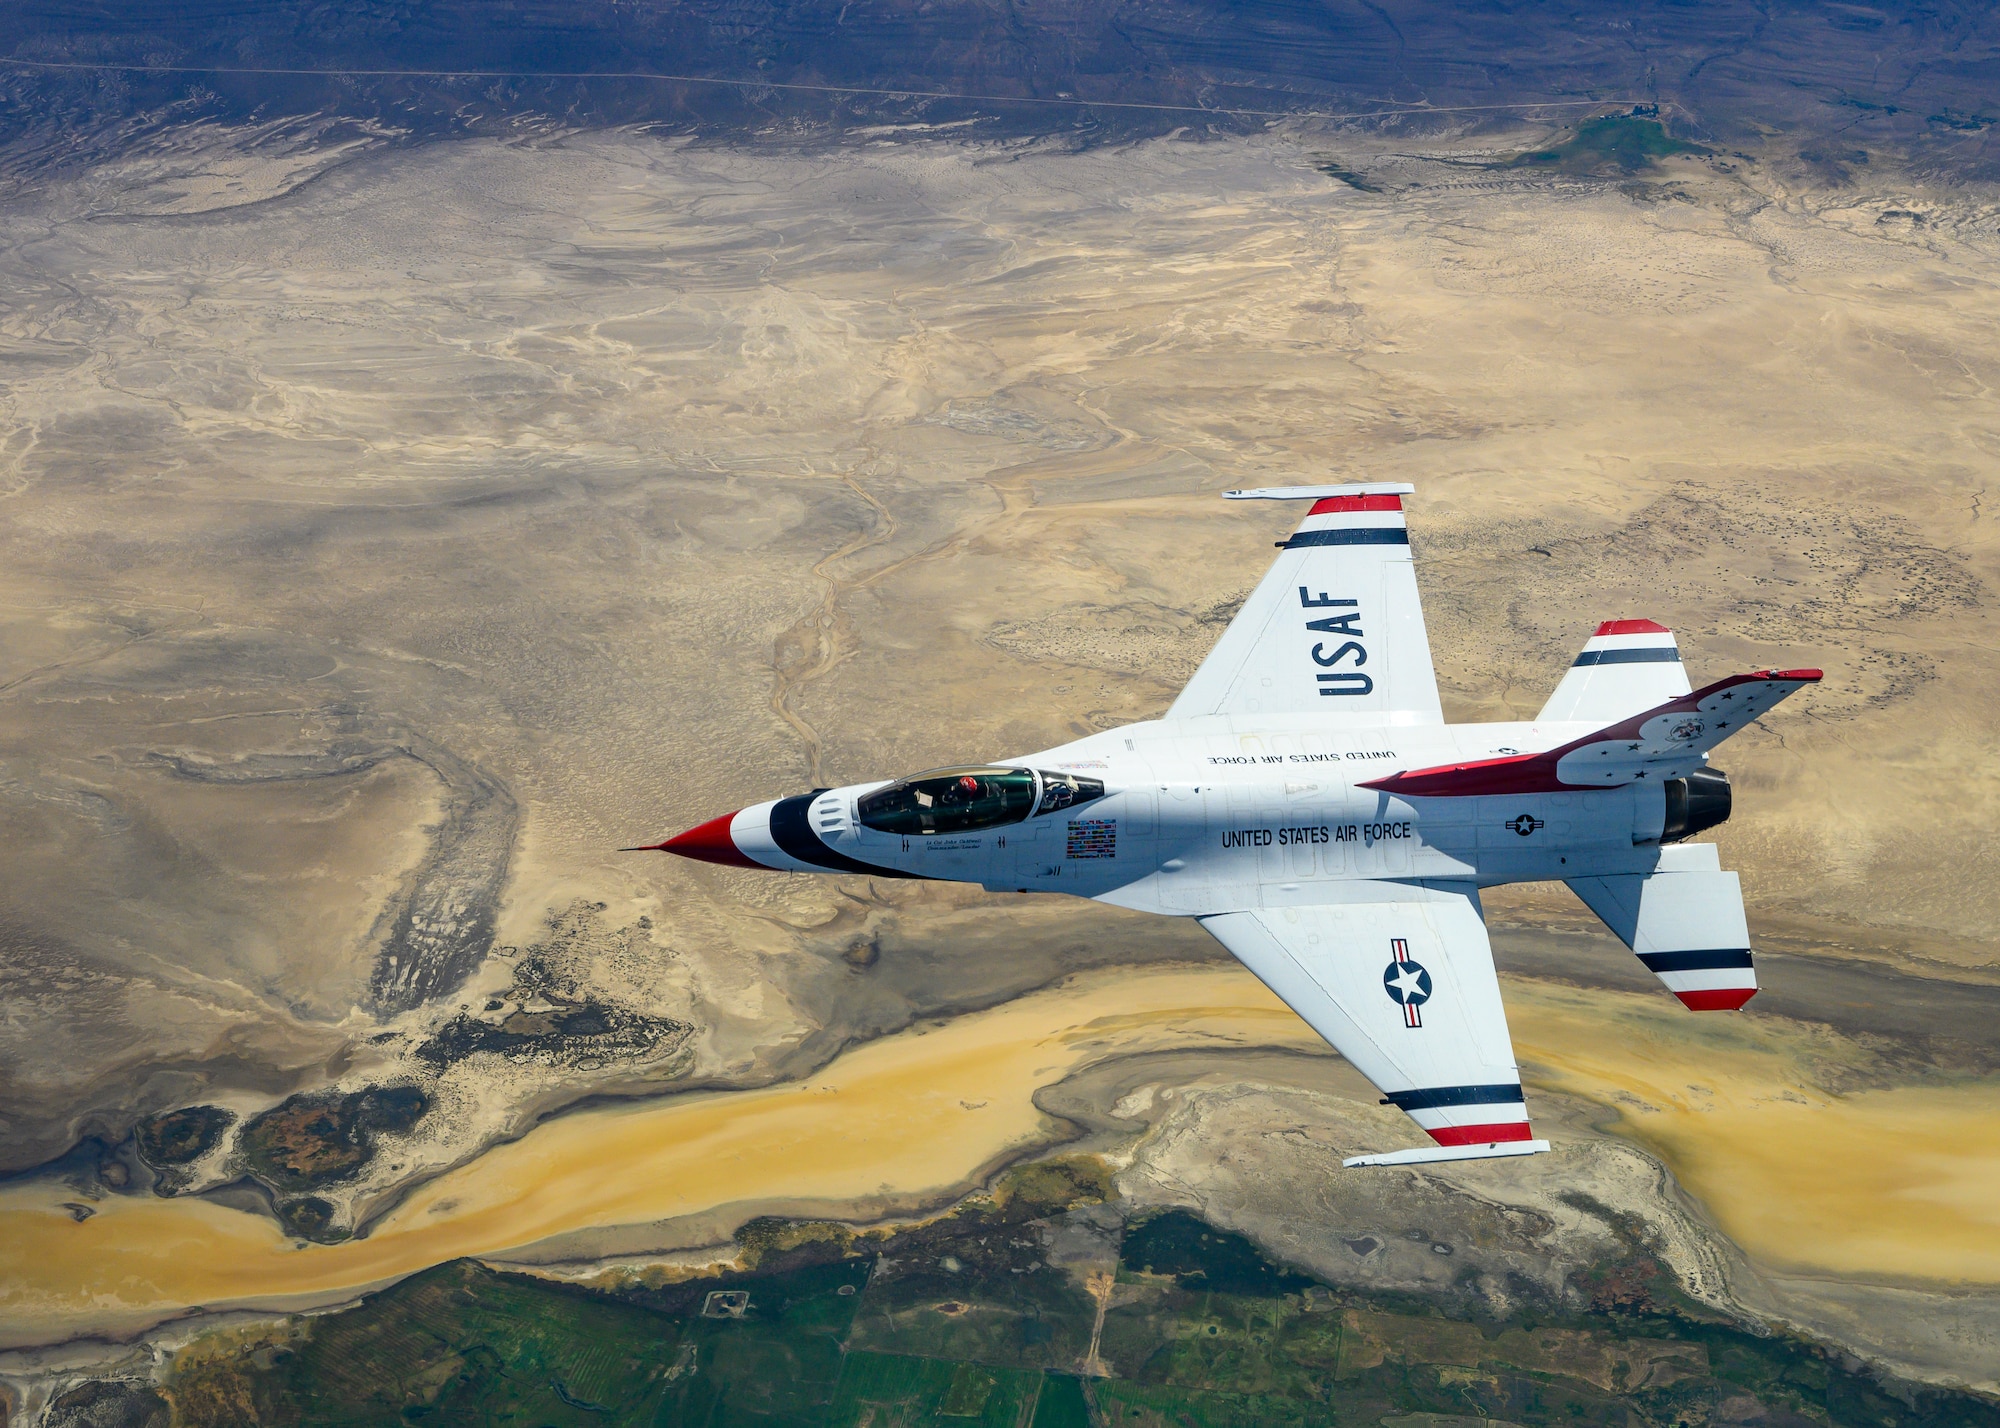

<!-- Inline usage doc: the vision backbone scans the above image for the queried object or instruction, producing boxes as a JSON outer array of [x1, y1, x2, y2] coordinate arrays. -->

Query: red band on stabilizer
[[1426, 1122, 1535, 1147], [1594, 618, 1671, 636], [1676, 988, 1759, 1011], [1360, 752, 1558, 798], [1308, 494, 1404, 515], [659, 811, 759, 868]]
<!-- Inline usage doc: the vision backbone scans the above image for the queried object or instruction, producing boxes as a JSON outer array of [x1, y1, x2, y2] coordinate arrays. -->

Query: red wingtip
[[1427, 1122, 1536, 1147], [1594, 618, 1671, 636], [648, 811, 758, 868], [1770, 668, 1823, 682], [1308, 493, 1403, 515], [1676, 987, 1759, 1012]]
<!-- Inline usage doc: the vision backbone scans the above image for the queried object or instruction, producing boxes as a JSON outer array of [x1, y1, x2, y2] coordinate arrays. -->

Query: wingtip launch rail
[[1343, 1140, 1554, 1168], [637, 481, 1824, 1168], [1223, 482, 1417, 501]]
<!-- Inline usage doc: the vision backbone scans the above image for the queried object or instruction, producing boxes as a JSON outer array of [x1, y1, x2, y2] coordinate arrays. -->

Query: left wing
[[1199, 882, 1548, 1166], [1167, 484, 1444, 725]]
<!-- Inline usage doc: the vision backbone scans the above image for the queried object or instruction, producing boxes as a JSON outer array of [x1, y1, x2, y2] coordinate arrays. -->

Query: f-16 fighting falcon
[[637, 486, 1821, 1166]]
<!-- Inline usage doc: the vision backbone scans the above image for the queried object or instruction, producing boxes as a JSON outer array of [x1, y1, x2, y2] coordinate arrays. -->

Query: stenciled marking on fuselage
[[1219, 825, 1334, 849], [1204, 751, 1396, 766], [1301, 586, 1371, 696], [1220, 822, 1411, 849], [1358, 821, 1414, 842]]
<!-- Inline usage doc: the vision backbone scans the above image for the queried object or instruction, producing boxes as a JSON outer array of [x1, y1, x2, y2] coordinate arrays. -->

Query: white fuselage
[[721, 714, 1685, 915]]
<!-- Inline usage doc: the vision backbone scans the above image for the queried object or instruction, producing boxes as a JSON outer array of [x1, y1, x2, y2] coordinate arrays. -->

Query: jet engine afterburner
[[1662, 766, 1732, 843]]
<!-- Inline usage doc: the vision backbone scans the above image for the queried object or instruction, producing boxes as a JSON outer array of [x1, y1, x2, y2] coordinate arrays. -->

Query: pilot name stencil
[[1302, 587, 1372, 696]]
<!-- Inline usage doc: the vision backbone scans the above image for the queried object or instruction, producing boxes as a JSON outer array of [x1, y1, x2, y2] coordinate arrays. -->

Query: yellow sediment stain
[[0, 965, 1308, 1346], [3, 964, 1997, 1347], [1507, 980, 2000, 1284]]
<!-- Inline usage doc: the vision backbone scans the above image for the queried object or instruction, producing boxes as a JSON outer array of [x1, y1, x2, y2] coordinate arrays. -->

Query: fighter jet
[[638, 485, 1820, 1166]]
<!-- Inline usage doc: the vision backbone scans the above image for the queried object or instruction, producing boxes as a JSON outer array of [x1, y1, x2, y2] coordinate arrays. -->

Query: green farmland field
[[159, 1195, 2000, 1427]]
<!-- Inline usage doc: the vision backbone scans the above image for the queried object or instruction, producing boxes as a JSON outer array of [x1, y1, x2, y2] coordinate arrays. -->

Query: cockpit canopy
[[856, 766, 1105, 836]]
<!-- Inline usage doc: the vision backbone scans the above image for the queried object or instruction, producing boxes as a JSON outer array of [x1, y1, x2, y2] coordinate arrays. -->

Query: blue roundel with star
[[1382, 958, 1433, 1007]]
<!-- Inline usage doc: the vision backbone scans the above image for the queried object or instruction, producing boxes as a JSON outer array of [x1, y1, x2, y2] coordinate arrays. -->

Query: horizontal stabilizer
[[1362, 667, 1822, 796], [1569, 847, 1758, 1010], [1344, 1140, 1551, 1168]]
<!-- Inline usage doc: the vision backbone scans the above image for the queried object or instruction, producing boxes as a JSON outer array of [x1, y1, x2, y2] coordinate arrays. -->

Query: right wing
[[1199, 881, 1547, 1166], [1167, 485, 1444, 726]]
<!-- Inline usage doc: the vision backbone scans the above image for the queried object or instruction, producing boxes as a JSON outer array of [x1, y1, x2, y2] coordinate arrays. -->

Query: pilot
[[941, 774, 984, 807]]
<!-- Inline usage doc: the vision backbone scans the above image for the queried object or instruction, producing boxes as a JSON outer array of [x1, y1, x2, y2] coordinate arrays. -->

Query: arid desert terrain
[[2, 113, 1998, 1404]]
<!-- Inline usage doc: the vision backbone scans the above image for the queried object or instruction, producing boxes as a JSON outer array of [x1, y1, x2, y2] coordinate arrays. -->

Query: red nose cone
[[643, 811, 758, 868]]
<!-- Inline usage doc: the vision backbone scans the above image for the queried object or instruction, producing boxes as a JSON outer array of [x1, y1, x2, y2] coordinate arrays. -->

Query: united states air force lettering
[[1220, 821, 1412, 849], [1302, 586, 1370, 696]]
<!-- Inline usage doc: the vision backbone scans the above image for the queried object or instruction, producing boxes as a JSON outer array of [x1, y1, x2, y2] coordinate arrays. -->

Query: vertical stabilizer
[[1538, 619, 1691, 724]]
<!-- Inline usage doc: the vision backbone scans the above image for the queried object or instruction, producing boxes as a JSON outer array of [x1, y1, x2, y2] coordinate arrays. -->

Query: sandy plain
[[2, 119, 1998, 1386]]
